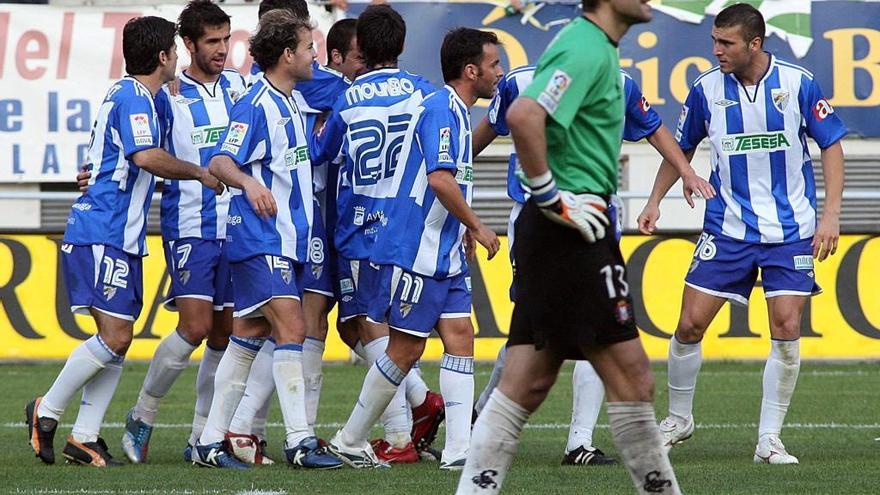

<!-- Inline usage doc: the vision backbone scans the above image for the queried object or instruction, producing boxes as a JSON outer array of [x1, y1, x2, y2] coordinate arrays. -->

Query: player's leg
[[302, 291, 331, 437], [563, 360, 617, 465], [227, 337, 276, 465], [660, 286, 726, 446], [663, 234, 758, 447], [187, 308, 230, 461], [435, 315, 475, 470], [585, 339, 681, 495], [257, 262, 341, 470], [456, 344, 564, 494]]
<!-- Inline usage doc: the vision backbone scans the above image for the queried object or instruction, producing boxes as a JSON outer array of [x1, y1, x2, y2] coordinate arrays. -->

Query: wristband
[[528, 171, 559, 207]]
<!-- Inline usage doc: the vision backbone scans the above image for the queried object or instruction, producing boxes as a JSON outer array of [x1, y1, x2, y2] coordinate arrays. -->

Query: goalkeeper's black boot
[[25, 397, 58, 465], [561, 445, 618, 466]]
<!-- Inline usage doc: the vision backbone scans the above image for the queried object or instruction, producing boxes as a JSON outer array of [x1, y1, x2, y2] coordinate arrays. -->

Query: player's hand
[[637, 202, 660, 235], [541, 191, 609, 243], [198, 168, 225, 196], [469, 223, 500, 260], [243, 179, 277, 219], [463, 230, 477, 261], [681, 171, 716, 208], [76, 164, 92, 193], [167, 77, 181, 96], [813, 213, 839, 261]]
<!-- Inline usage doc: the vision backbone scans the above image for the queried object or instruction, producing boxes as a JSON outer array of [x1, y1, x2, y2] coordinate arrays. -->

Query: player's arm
[[427, 170, 499, 260], [637, 148, 696, 235], [132, 148, 221, 193], [472, 117, 498, 157], [814, 141, 843, 261], [506, 97, 609, 243], [309, 97, 346, 164], [646, 126, 715, 207], [208, 155, 277, 218]]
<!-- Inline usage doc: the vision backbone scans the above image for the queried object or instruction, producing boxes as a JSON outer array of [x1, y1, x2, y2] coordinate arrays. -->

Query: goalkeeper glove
[[528, 172, 609, 243]]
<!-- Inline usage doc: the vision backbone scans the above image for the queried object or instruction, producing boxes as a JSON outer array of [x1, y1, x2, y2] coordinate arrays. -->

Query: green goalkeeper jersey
[[521, 16, 623, 195]]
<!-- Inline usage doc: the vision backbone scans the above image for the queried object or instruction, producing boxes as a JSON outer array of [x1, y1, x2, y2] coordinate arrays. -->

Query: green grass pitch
[[1, 360, 878, 494]]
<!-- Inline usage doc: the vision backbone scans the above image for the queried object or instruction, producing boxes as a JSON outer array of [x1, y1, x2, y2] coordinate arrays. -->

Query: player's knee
[[770, 315, 801, 340], [676, 316, 708, 343], [386, 337, 425, 370], [177, 325, 209, 345]]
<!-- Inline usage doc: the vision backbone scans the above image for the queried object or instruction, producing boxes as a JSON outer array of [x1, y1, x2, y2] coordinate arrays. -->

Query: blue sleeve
[[310, 94, 347, 165], [419, 102, 457, 175], [154, 90, 173, 149], [798, 75, 847, 149], [298, 66, 349, 112], [675, 83, 709, 151], [415, 76, 438, 97], [116, 92, 161, 159], [622, 76, 662, 142], [212, 102, 267, 167], [487, 75, 516, 136]]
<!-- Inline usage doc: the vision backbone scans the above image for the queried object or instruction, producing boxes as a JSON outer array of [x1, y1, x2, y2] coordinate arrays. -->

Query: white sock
[[198, 336, 261, 445], [39, 335, 120, 420], [567, 360, 604, 451], [273, 344, 310, 447], [363, 336, 411, 444], [607, 402, 681, 495], [667, 335, 702, 421], [71, 360, 124, 443], [475, 345, 506, 415], [456, 390, 528, 495], [134, 330, 197, 425], [189, 344, 224, 446], [405, 361, 430, 408], [758, 339, 800, 438], [229, 339, 276, 436], [440, 353, 474, 461], [353, 340, 367, 360], [340, 353, 405, 446], [303, 337, 325, 436]]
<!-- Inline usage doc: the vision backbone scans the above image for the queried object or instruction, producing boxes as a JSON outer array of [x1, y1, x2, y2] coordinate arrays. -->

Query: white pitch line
[[473, 370, 878, 377], [4, 422, 879, 430]]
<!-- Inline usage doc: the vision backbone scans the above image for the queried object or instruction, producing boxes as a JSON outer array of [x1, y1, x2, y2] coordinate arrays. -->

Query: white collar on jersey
[[444, 84, 469, 113], [729, 52, 776, 104], [179, 71, 222, 97]]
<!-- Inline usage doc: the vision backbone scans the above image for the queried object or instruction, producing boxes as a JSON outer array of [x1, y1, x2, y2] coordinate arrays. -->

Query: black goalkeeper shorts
[[508, 200, 639, 360]]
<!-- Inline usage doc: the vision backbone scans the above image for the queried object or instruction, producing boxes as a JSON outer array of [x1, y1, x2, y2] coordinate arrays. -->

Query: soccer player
[[309, 5, 440, 464], [456, 0, 683, 492], [223, 0, 354, 465], [637, 3, 845, 464], [328, 27, 503, 470], [194, 9, 341, 470], [471, 65, 715, 466], [106, 0, 246, 465], [25, 16, 223, 467]]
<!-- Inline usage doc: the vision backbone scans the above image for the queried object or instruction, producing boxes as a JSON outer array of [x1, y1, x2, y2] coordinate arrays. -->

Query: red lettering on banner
[[103, 12, 139, 79], [227, 29, 253, 75], [0, 13, 9, 77], [56, 12, 74, 79], [16, 30, 49, 80]]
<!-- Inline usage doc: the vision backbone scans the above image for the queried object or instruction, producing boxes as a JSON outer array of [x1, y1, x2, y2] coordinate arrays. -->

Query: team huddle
[[24, 0, 846, 493]]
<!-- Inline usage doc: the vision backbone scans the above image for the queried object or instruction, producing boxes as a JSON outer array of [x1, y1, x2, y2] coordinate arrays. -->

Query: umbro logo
[[176, 97, 201, 105], [714, 99, 738, 108], [277, 118, 291, 126]]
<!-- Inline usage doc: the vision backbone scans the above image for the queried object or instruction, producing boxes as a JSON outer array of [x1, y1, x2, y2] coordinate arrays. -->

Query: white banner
[[0, 4, 337, 183]]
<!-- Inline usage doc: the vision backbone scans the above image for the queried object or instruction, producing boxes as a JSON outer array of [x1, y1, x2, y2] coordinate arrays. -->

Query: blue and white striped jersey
[[158, 69, 247, 241], [64, 77, 161, 256], [371, 86, 472, 279], [310, 68, 435, 260], [677, 55, 847, 244], [211, 77, 314, 263], [488, 66, 662, 203]]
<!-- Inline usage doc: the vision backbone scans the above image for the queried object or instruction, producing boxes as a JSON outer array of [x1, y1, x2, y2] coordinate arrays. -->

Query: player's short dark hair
[[123, 16, 177, 76], [249, 9, 312, 71], [714, 3, 765, 45], [582, 0, 600, 12], [440, 28, 499, 83], [258, 0, 309, 20], [178, 0, 231, 43], [327, 18, 357, 61], [357, 5, 405, 68]]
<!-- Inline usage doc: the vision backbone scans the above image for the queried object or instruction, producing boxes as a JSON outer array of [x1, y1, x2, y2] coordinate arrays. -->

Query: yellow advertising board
[[0, 234, 877, 361]]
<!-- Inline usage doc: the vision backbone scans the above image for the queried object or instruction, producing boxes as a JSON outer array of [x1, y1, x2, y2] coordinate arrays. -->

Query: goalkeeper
[[458, 3, 681, 494]]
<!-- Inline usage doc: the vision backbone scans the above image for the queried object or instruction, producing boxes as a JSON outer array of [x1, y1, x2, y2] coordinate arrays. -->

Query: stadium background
[[0, 0, 877, 362]]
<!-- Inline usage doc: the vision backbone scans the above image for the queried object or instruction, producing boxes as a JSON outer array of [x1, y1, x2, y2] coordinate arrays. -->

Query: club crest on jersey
[[614, 300, 633, 325], [771, 89, 790, 112], [311, 264, 323, 280], [130, 113, 153, 146], [280, 269, 292, 285], [399, 301, 413, 318], [103, 285, 117, 301], [353, 206, 366, 226], [179, 269, 191, 285], [226, 88, 241, 102]]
